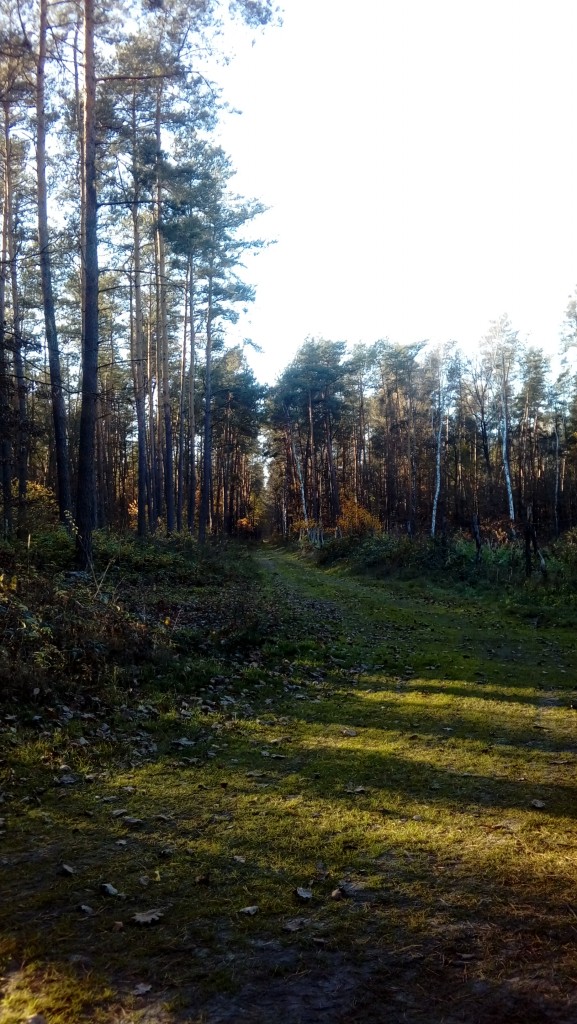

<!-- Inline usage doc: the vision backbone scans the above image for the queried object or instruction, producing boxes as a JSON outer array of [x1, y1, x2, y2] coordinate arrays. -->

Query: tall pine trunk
[[3, 104, 28, 536], [75, 0, 99, 568], [155, 90, 174, 535], [0, 168, 12, 534], [129, 95, 148, 537], [36, 0, 72, 528], [187, 255, 197, 533], [198, 271, 213, 543]]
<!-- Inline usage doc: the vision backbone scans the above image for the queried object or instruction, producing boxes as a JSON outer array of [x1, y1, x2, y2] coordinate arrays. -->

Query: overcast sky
[[208, 0, 577, 382]]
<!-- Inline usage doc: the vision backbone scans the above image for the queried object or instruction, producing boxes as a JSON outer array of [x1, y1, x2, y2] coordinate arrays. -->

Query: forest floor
[[1, 541, 577, 1023]]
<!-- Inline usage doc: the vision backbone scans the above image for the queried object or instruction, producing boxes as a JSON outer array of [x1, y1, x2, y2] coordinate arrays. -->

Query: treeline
[[266, 324, 577, 544], [0, 0, 273, 562], [2, 2, 577, 557]]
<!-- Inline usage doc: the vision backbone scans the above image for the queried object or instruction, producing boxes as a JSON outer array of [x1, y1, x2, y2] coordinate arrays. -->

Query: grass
[[1, 538, 577, 1022]]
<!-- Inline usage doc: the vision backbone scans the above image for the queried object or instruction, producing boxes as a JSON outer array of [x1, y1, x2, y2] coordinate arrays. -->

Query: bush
[[336, 498, 381, 538], [30, 527, 76, 570], [313, 530, 557, 590]]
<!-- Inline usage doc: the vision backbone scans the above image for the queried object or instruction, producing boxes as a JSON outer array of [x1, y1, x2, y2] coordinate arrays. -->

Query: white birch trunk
[[431, 386, 443, 538]]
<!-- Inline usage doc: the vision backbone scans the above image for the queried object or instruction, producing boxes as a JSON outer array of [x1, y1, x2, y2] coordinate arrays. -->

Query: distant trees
[[265, 328, 577, 544]]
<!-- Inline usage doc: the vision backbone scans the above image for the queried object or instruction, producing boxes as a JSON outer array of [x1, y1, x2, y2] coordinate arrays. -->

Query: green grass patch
[[1, 541, 577, 1021]]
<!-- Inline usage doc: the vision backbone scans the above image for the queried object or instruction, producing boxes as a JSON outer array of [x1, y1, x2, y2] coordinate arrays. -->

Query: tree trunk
[[155, 89, 175, 535], [187, 255, 197, 533], [36, 0, 72, 528], [324, 409, 340, 524], [75, 0, 99, 568], [431, 386, 443, 538], [199, 269, 214, 543], [0, 164, 12, 534], [176, 261, 188, 532], [146, 307, 160, 531], [129, 99, 148, 537], [4, 105, 28, 538]]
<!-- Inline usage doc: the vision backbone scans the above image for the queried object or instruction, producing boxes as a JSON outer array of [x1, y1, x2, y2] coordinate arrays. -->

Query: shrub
[[336, 498, 381, 538]]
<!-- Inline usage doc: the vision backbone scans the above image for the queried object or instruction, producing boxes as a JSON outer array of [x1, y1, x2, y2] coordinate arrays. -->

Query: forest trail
[[2, 544, 577, 1023]]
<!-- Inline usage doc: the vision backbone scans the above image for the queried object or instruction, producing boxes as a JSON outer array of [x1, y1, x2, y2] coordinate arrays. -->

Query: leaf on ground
[[133, 909, 163, 925], [78, 904, 93, 914], [239, 905, 259, 915], [341, 728, 357, 737], [123, 817, 145, 827], [531, 799, 546, 809], [284, 917, 310, 932], [338, 880, 367, 896], [61, 863, 75, 875], [233, 855, 246, 864], [101, 883, 119, 896], [174, 737, 195, 747], [111, 808, 130, 818], [296, 887, 313, 900], [56, 774, 78, 786], [132, 983, 152, 995]]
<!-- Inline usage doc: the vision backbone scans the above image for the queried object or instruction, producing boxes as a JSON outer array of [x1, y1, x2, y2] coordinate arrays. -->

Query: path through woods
[[1, 545, 577, 1023]]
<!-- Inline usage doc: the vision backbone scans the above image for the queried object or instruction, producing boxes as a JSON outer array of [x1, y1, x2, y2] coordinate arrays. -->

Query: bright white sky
[[208, 0, 577, 383]]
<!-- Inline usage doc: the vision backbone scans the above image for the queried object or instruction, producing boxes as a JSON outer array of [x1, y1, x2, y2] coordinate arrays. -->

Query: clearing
[[1, 543, 576, 1023]]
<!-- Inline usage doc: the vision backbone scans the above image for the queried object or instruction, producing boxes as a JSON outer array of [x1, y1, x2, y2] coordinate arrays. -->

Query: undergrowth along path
[[1, 541, 577, 1024]]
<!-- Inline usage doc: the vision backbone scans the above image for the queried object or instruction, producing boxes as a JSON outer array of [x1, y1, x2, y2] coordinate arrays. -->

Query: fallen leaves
[[133, 909, 164, 925], [239, 905, 259, 915]]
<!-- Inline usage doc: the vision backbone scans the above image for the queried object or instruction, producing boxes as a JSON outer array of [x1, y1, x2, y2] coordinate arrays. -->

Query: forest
[[2, 2, 577, 1023], [1, 0, 577, 562]]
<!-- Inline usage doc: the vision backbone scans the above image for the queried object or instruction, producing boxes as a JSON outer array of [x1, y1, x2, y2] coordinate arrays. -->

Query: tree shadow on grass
[[2, 738, 577, 1024], [291, 681, 577, 763]]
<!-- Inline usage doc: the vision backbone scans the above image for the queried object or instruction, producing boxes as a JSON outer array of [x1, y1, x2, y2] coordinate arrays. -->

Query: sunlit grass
[[1, 545, 577, 1020]]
